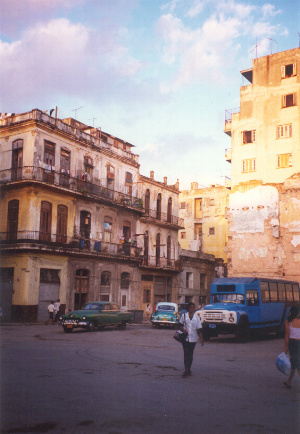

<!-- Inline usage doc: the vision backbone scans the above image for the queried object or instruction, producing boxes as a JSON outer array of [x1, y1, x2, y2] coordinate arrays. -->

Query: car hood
[[204, 303, 245, 311], [63, 309, 100, 318]]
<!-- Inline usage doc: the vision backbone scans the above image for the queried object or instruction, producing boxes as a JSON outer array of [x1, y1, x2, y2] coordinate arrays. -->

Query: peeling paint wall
[[226, 176, 300, 284]]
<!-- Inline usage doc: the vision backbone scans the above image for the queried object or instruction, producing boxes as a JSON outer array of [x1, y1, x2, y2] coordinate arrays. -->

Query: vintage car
[[60, 301, 133, 333], [150, 302, 179, 328]]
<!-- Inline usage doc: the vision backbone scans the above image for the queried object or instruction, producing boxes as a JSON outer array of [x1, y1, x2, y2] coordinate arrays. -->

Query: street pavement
[[0, 322, 299, 434]]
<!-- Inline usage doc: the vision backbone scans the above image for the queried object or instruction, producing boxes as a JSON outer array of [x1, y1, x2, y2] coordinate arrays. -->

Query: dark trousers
[[182, 341, 196, 371]]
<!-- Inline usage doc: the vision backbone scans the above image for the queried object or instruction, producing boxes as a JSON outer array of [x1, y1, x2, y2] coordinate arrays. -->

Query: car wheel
[[118, 321, 126, 330], [235, 317, 250, 343], [87, 322, 96, 332], [63, 326, 73, 333]]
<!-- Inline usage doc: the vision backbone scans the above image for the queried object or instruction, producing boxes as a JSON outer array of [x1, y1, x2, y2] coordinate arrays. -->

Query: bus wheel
[[235, 318, 250, 343]]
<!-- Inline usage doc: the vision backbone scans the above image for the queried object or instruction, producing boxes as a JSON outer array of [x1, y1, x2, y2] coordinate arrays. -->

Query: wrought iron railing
[[142, 208, 184, 227], [0, 166, 144, 210]]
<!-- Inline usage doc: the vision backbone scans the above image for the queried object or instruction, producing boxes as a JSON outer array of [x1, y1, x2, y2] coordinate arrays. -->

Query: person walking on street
[[146, 303, 151, 320], [179, 302, 204, 378], [45, 301, 55, 325], [54, 299, 61, 323], [284, 305, 300, 388]]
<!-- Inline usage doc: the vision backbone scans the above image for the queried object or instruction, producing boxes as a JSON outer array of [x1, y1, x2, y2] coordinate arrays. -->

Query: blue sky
[[0, 0, 299, 189]]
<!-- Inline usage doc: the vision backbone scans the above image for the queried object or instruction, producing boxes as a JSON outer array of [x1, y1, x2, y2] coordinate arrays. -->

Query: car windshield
[[82, 303, 103, 310], [157, 305, 175, 312], [212, 294, 245, 304]]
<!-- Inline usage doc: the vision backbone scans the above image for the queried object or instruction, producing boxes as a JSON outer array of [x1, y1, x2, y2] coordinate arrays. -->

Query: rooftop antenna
[[89, 118, 97, 128], [266, 37, 277, 54], [72, 106, 83, 120]]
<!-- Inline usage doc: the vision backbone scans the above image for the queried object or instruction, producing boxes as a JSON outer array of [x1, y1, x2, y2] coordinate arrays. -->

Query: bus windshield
[[212, 294, 245, 304]]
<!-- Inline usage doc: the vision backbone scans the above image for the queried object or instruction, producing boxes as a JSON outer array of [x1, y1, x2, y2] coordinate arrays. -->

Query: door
[[75, 269, 89, 310], [12, 147, 23, 181], [44, 142, 55, 183], [80, 211, 91, 248], [0, 268, 14, 322], [156, 194, 161, 220], [40, 201, 52, 241], [56, 205, 68, 243], [7, 200, 19, 241], [156, 233, 160, 266], [167, 197, 172, 223], [38, 269, 60, 322]]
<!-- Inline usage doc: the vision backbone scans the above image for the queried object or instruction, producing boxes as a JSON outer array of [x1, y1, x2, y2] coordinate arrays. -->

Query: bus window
[[286, 284, 293, 301], [260, 281, 270, 302], [278, 283, 286, 302], [246, 290, 259, 306], [292, 284, 300, 302], [269, 282, 278, 302]]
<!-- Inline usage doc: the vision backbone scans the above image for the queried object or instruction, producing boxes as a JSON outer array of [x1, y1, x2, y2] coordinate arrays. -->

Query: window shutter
[[276, 126, 280, 139], [282, 95, 286, 108], [288, 154, 292, 167], [252, 159, 256, 171], [289, 124, 292, 137], [281, 66, 285, 78], [252, 130, 256, 142], [293, 63, 296, 76]]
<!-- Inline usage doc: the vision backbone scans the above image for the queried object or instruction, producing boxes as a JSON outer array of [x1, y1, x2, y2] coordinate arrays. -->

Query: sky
[[0, 0, 299, 190]]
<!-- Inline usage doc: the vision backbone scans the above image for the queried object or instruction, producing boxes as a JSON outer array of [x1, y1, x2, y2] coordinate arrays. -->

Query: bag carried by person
[[173, 313, 187, 343], [173, 330, 188, 343], [275, 352, 291, 376]]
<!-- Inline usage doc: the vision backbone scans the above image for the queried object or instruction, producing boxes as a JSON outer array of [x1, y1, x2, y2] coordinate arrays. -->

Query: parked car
[[60, 302, 133, 333], [150, 302, 179, 328]]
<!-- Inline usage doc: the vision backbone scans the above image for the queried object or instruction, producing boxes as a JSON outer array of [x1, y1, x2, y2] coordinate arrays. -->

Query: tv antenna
[[266, 37, 277, 54], [72, 106, 83, 120], [89, 118, 97, 128]]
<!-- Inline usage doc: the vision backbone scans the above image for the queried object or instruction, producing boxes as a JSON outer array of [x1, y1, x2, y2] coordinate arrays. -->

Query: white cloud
[[186, 1, 205, 18]]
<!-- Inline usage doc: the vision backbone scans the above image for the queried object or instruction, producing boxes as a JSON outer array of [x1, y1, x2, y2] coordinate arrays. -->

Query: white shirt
[[48, 303, 55, 313], [54, 302, 60, 312], [180, 312, 202, 342]]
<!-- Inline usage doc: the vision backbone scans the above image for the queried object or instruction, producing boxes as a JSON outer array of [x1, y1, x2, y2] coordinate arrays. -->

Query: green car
[[60, 301, 133, 333], [150, 302, 179, 328]]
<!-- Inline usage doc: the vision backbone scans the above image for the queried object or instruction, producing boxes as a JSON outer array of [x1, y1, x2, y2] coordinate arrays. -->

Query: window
[[195, 223, 202, 238], [7, 199, 19, 240], [246, 290, 259, 306], [242, 159, 256, 173], [83, 156, 93, 181], [282, 93, 296, 108], [75, 269, 89, 310], [40, 201, 52, 242], [44, 141, 55, 182], [143, 289, 150, 303], [145, 189, 150, 214], [276, 124, 292, 139], [209, 227, 215, 235], [156, 193, 162, 220], [180, 202, 186, 209], [56, 205, 68, 243], [144, 231, 149, 265], [278, 283, 286, 302], [181, 232, 186, 239], [186, 272, 193, 289], [281, 63, 296, 78], [286, 284, 293, 301], [277, 153, 292, 168], [167, 197, 172, 223], [107, 164, 115, 191], [269, 282, 278, 302], [209, 199, 215, 206], [104, 216, 112, 242], [200, 273, 207, 290], [260, 281, 270, 302], [156, 233, 161, 266], [125, 172, 132, 196], [101, 271, 111, 286], [121, 272, 130, 289], [100, 271, 111, 301], [292, 284, 300, 301], [12, 140, 23, 181], [242, 130, 256, 144], [194, 198, 202, 218], [167, 235, 171, 265]]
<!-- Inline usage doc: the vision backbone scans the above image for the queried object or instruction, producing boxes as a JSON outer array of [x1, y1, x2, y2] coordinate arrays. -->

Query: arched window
[[167, 235, 172, 266], [100, 271, 111, 301], [167, 197, 172, 223], [156, 233, 161, 267], [125, 172, 133, 196], [80, 211, 91, 248], [144, 231, 149, 266], [40, 201, 52, 241], [7, 199, 19, 240], [57, 205, 68, 243], [156, 193, 162, 220], [12, 139, 23, 181], [75, 269, 89, 310], [121, 272, 130, 289], [145, 189, 150, 215]]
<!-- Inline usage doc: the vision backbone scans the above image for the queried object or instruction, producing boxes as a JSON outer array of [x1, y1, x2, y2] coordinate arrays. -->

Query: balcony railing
[[142, 208, 184, 228], [0, 230, 143, 259], [141, 255, 182, 270], [0, 166, 144, 210], [225, 148, 232, 162], [225, 107, 240, 125], [0, 109, 139, 164]]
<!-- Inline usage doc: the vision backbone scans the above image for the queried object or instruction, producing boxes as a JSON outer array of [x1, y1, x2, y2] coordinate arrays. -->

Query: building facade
[[0, 109, 187, 321], [224, 48, 300, 284]]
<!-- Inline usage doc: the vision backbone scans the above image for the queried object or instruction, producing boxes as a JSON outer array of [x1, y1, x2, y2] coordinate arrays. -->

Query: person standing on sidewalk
[[54, 299, 61, 323], [45, 301, 55, 325], [179, 302, 204, 378]]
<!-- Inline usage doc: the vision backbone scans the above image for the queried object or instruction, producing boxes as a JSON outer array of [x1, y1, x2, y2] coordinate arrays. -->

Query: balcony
[[0, 166, 144, 211], [225, 148, 232, 163], [0, 230, 143, 261], [140, 256, 182, 272], [224, 108, 240, 136], [141, 208, 184, 229]]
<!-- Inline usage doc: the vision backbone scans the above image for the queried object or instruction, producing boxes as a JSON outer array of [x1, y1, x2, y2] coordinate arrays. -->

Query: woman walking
[[284, 305, 300, 388], [179, 302, 204, 378]]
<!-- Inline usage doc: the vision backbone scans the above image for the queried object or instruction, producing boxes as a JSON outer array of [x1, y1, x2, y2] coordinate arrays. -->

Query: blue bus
[[198, 277, 300, 342]]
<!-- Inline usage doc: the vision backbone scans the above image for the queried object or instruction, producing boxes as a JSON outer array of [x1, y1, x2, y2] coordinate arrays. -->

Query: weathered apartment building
[[224, 47, 300, 283], [0, 109, 217, 322]]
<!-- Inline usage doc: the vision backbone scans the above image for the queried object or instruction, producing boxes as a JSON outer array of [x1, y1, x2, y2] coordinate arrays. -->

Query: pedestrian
[[146, 303, 151, 320], [283, 305, 300, 388], [54, 299, 61, 323], [179, 302, 204, 378], [45, 301, 55, 325]]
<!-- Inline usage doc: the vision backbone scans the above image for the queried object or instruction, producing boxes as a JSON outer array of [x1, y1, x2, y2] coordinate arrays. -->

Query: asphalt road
[[1, 323, 299, 434]]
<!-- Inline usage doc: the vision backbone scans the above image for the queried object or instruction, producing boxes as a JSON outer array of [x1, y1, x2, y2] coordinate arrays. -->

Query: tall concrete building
[[224, 47, 300, 284]]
